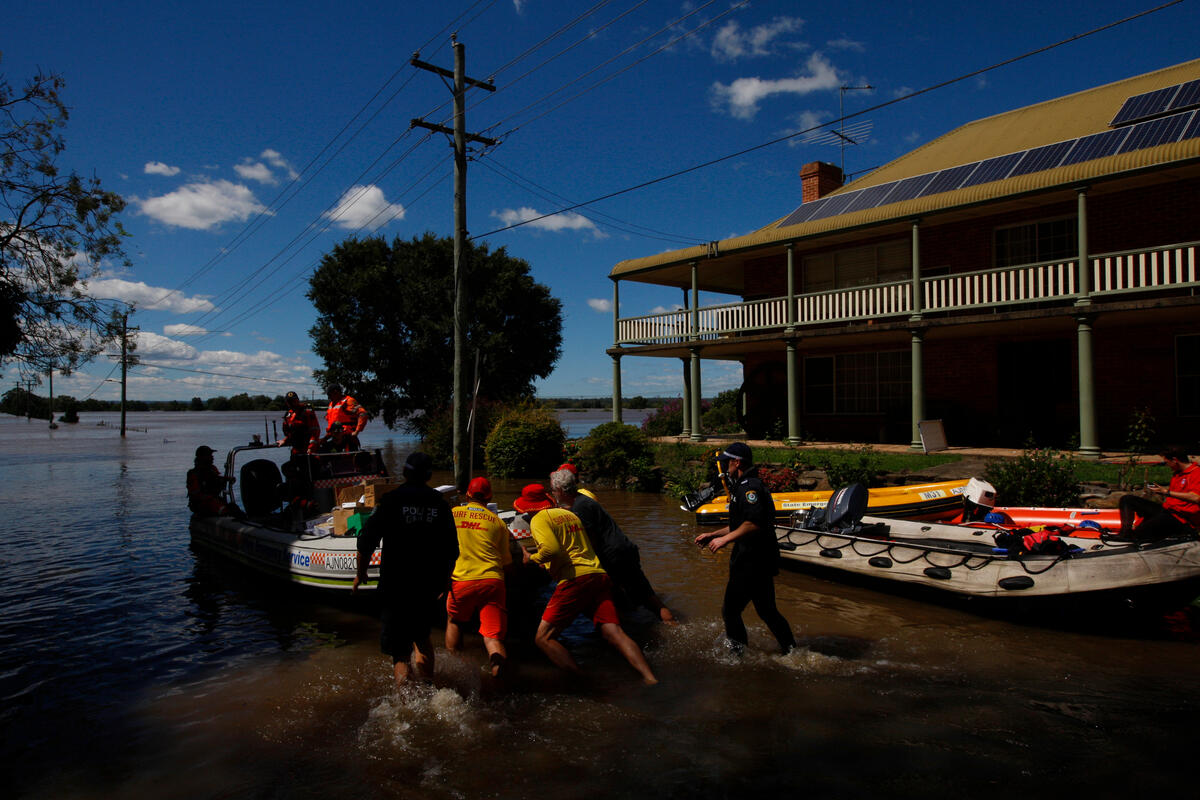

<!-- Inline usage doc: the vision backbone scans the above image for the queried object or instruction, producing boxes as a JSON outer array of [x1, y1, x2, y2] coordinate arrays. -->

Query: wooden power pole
[[411, 37, 496, 490]]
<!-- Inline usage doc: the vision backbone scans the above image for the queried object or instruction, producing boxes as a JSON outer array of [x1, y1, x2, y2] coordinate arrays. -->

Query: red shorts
[[446, 579, 507, 640], [541, 573, 619, 628]]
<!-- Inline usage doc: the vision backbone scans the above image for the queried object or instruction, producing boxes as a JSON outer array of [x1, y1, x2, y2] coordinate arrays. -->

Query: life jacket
[[993, 526, 1071, 555], [326, 395, 365, 433], [283, 404, 320, 453]]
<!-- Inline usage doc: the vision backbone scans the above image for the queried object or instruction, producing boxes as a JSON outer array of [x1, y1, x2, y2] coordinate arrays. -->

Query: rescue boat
[[187, 444, 393, 591], [776, 484, 1200, 600], [685, 478, 971, 525]]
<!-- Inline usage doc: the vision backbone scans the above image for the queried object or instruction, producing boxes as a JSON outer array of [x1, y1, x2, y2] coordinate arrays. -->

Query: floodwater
[[1, 410, 1198, 798]]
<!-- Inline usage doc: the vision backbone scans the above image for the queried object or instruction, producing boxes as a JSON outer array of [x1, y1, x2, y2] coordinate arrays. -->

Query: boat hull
[[189, 514, 381, 591], [693, 479, 970, 525], [775, 516, 1200, 599]]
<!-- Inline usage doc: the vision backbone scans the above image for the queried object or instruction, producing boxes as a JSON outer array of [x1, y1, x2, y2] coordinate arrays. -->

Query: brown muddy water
[[2, 411, 1198, 798]]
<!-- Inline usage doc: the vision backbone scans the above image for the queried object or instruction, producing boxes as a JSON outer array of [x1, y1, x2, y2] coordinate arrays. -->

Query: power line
[[472, 0, 1186, 240]]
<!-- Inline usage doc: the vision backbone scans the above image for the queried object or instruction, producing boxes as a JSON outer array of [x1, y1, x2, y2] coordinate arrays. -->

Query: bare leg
[[598, 622, 658, 685], [534, 620, 582, 675], [445, 618, 463, 654], [483, 636, 507, 678], [412, 637, 435, 682]]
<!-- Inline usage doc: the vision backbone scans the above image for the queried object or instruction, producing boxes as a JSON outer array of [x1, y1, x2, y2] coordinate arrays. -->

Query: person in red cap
[[515, 483, 657, 685], [446, 477, 513, 678], [556, 462, 597, 501]]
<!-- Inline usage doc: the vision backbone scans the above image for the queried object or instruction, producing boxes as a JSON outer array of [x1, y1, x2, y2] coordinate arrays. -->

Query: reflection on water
[[2, 411, 1199, 797]]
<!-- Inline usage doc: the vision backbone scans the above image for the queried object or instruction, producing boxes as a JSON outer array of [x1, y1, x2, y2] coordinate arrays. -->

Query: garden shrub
[[758, 464, 802, 493], [701, 389, 742, 434], [654, 442, 710, 499], [579, 422, 660, 490], [815, 445, 885, 488], [483, 406, 566, 477], [982, 444, 1081, 506]]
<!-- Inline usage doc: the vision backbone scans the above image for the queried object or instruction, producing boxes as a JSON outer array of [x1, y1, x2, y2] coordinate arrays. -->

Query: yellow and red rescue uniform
[[282, 403, 320, 454], [527, 507, 619, 627], [1164, 463, 1200, 526], [447, 501, 513, 640], [326, 394, 367, 436]]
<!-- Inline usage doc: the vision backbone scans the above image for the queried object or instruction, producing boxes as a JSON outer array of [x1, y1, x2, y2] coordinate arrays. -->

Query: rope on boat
[[775, 527, 1075, 576]]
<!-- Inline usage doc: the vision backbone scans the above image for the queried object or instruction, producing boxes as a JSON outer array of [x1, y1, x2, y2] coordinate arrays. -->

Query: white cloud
[[82, 277, 216, 314], [711, 17, 805, 62], [144, 161, 180, 177], [139, 180, 269, 230], [649, 304, 685, 314], [324, 184, 405, 230], [261, 149, 299, 180], [826, 38, 865, 52], [132, 331, 199, 360], [163, 324, 227, 337], [587, 298, 611, 313], [491, 207, 602, 236], [710, 52, 841, 120], [234, 161, 275, 184]]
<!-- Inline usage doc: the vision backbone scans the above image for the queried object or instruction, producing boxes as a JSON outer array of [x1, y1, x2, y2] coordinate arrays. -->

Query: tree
[[308, 233, 563, 434], [1, 64, 130, 375]]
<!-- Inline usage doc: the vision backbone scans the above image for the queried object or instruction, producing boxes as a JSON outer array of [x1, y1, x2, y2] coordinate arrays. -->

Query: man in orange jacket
[[324, 383, 368, 449]]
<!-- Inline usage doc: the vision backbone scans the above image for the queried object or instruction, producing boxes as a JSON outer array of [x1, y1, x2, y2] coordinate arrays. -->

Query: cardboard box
[[332, 502, 367, 536], [362, 481, 401, 507]]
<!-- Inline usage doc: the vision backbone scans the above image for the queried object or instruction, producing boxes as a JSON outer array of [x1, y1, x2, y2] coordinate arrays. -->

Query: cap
[[719, 442, 753, 467], [512, 483, 555, 513], [195, 445, 217, 458], [466, 476, 493, 502], [326, 383, 343, 395], [285, 391, 299, 402], [557, 462, 579, 475], [403, 451, 433, 481]]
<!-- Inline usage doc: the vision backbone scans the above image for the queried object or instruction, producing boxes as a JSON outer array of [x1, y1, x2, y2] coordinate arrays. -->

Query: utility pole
[[411, 37, 497, 491], [120, 312, 129, 437]]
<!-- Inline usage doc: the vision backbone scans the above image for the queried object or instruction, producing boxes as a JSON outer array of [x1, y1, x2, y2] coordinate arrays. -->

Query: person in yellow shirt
[[446, 477, 512, 678], [514, 484, 657, 685]]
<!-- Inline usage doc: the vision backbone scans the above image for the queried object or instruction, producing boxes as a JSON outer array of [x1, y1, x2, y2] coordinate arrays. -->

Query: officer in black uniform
[[694, 442, 795, 655], [354, 451, 458, 687]]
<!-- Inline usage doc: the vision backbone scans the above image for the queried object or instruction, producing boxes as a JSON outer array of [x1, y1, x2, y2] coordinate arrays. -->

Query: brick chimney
[[800, 161, 843, 203]]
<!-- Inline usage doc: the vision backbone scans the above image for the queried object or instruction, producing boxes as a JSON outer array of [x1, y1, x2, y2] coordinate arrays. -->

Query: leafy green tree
[[308, 233, 562, 433], [1, 64, 130, 375]]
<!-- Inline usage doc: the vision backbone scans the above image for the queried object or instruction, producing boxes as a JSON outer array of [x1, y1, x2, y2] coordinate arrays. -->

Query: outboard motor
[[825, 482, 869, 530], [680, 484, 718, 513], [240, 459, 284, 517], [961, 477, 997, 522]]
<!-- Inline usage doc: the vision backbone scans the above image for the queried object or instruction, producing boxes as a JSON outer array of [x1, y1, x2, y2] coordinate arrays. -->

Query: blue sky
[[5, 0, 1197, 403]]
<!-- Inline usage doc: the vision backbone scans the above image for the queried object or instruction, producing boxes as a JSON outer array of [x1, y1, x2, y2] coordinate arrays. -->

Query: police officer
[[694, 442, 795, 655]]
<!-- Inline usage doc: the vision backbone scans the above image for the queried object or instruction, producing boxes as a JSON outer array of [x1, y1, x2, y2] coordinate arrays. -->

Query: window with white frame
[[804, 350, 911, 414], [994, 216, 1077, 268]]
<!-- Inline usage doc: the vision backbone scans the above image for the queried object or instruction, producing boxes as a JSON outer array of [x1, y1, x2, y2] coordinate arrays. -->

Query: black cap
[[404, 451, 433, 481], [719, 442, 753, 467], [285, 391, 299, 401], [326, 383, 343, 395], [195, 445, 216, 458]]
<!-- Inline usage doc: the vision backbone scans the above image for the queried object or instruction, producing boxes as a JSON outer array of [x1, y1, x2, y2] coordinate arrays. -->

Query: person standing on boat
[[694, 442, 795, 656], [324, 383, 367, 449], [445, 477, 512, 678], [549, 468, 677, 625], [353, 451, 458, 688], [278, 391, 320, 455], [515, 484, 658, 685], [1117, 445, 1200, 541], [186, 446, 243, 518]]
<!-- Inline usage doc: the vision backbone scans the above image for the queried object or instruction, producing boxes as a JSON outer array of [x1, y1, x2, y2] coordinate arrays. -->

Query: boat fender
[[868, 556, 893, 569], [923, 566, 953, 580], [998, 576, 1035, 591], [819, 548, 843, 559], [778, 540, 798, 551]]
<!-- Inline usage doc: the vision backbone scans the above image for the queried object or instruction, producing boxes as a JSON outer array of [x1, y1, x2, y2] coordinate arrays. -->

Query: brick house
[[606, 59, 1200, 454]]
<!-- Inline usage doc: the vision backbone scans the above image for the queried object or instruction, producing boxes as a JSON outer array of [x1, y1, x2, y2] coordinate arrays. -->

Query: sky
[[4, 0, 1198, 403]]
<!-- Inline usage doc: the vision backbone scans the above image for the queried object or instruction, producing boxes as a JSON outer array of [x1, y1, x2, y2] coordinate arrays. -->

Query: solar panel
[[915, 163, 979, 198], [960, 152, 1025, 187], [1168, 79, 1200, 112], [1119, 112, 1191, 152], [1009, 140, 1076, 176], [883, 174, 936, 203], [1059, 128, 1129, 166], [839, 182, 899, 215], [1184, 110, 1200, 142], [1110, 85, 1180, 126], [776, 196, 831, 228], [805, 191, 860, 221]]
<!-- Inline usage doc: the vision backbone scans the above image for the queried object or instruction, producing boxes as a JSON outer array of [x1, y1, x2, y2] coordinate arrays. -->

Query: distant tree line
[[0, 388, 295, 420], [540, 397, 677, 410]]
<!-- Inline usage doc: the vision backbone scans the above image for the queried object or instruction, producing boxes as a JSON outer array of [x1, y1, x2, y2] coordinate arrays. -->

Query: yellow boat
[[686, 478, 972, 525]]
